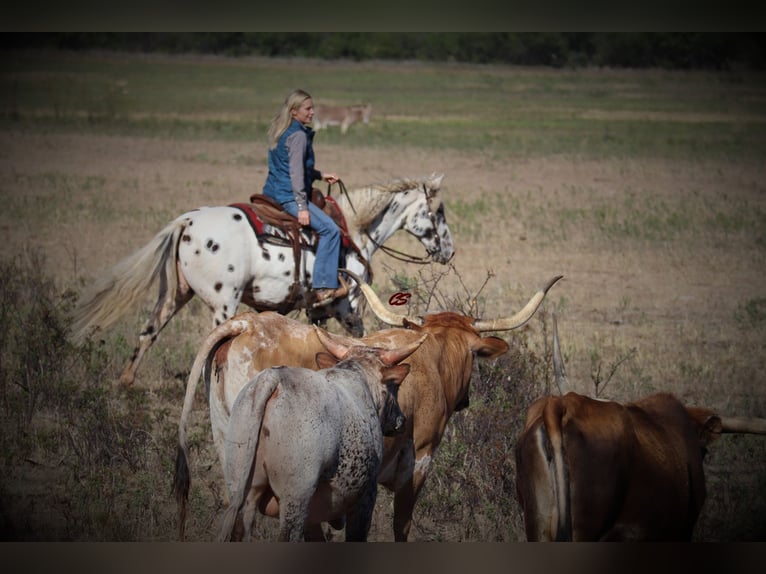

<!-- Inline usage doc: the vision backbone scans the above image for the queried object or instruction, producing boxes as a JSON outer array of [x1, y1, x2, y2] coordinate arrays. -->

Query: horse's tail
[[218, 369, 279, 542], [173, 315, 255, 541], [69, 214, 189, 344]]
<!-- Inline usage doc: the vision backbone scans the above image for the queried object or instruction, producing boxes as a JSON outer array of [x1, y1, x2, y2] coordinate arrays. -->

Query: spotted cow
[[217, 328, 426, 541]]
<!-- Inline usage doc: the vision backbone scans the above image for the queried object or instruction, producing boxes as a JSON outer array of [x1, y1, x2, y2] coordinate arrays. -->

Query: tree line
[[2, 32, 764, 70]]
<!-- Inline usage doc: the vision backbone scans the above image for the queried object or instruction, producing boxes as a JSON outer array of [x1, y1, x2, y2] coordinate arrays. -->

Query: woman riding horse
[[263, 89, 346, 308]]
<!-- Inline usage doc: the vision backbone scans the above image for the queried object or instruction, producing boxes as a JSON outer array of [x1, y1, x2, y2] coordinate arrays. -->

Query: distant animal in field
[[313, 103, 372, 134], [70, 173, 454, 386], [514, 315, 766, 541], [216, 327, 427, 541], [174, 274, 562, 541]]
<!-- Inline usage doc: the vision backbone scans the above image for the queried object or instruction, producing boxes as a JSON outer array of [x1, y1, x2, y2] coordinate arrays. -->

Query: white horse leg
[[119, 261, 193, 385]]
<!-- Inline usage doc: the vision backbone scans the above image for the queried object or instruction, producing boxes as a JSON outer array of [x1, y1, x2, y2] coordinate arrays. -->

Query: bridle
[[329, 179, 442, 265]]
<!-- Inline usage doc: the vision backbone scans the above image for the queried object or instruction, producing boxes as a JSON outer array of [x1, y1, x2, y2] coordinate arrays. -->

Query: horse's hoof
[[119, 372, 135, 386]]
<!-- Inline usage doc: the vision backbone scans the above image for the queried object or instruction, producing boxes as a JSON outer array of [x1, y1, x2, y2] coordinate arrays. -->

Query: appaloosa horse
[[71, 173, 454, 385]]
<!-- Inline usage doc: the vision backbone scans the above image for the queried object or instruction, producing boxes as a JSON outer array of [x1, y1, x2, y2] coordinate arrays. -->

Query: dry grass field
[[1, 52, 765, 541]]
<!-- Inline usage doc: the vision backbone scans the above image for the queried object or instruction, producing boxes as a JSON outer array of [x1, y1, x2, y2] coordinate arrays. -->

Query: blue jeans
[[281, 200, 341, 289]]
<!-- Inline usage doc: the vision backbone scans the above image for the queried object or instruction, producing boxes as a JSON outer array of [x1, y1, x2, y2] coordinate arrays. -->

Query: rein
[[328, 179, 439, 265]]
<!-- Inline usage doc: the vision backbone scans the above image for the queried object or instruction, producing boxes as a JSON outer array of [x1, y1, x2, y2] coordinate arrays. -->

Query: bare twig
[[591, 347, 637, 398]]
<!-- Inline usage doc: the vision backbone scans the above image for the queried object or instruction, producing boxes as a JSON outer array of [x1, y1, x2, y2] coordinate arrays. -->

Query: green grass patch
[[735, 297, 766, 328], [3, 51, 766, 160]]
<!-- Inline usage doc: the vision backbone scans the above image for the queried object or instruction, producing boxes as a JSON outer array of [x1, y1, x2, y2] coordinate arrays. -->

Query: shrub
[[0, 251, 167, 540], [411, 329, 547, 541]]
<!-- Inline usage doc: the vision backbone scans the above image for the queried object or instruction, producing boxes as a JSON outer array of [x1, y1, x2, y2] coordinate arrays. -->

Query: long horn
[[313, 326, 352, 359], [718, 416, 766, 435], [552, 310, 569, 395], [379, 333, 429, 366], [473, 275, 563, 332], [339, 268, 423, 327]]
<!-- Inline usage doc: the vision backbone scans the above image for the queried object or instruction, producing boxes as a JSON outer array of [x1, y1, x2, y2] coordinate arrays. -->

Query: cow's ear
[[472, 336, 509, 359], [316, 352, 339, 369], [382, 364, 411, 386]]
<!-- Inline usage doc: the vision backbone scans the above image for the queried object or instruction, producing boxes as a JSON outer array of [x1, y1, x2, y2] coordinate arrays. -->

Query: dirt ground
[[2, 128, 765, 540], [4, 130, 764, 395]]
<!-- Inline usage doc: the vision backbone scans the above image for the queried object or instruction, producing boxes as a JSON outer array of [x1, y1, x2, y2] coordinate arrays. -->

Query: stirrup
[[310, 276, 350, 309]]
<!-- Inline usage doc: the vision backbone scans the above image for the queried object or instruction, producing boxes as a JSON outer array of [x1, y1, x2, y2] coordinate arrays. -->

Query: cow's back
[[516, 392, 709, 541], [515, 393, 636, 541], [618, 393, 708, 540], [232, 364, 384, 526], [209, 313, 354, 466]]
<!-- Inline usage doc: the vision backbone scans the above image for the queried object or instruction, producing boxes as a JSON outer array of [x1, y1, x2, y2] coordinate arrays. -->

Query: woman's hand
[[322, 173, 340, 185], [297, 209, 310, 226]]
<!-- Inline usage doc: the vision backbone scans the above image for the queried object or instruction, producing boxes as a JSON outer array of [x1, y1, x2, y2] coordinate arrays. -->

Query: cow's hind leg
[[238, 489, 263, 542], [345, 480, 377, 542], [278, 494, 312, 542], [229, 511, 246, 542], [304, 523, 327, 542], [119, 261, 193, 385]]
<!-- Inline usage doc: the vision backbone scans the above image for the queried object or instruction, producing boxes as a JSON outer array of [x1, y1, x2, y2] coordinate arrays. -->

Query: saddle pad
[[235, 198, 353, 249], [229, 202, 315, 247]]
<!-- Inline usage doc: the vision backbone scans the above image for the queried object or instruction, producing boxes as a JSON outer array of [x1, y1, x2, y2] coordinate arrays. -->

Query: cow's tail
[[173, 315, 254, 541], [69, 213, 189, 344], [542, 398, 571, 541], [217, 369, 279, 542]]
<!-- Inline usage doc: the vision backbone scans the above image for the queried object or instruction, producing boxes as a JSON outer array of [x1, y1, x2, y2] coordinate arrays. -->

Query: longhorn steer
[[514, 316, 766, 541], [218, 328, 426, 542], [174, 275, 562, 541]]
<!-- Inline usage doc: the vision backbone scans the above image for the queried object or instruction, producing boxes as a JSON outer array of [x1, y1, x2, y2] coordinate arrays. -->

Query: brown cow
[[174, 274, 563, 541], [514, 318, 766, 541]]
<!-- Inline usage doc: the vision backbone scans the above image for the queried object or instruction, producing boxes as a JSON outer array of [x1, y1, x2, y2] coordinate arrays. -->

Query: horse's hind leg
[[119, 262, 193, 386]]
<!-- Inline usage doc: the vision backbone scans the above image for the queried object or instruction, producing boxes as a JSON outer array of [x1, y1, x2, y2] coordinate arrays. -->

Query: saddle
[[229, 188, 370, 311]]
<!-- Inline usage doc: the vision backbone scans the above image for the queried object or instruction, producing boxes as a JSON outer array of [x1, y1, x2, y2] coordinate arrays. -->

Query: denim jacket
[[263, 119, 321, 210]]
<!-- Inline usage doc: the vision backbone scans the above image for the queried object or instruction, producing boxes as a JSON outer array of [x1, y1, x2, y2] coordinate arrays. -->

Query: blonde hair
[[268, 88, 312, 149]]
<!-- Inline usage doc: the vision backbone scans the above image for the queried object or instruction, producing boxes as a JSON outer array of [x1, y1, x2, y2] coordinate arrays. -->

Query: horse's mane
[[337, 173, 444, 229]]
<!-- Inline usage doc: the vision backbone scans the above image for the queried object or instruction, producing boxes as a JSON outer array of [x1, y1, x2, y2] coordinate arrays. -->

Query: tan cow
[[514, 318, 766, 541], [313, 103, 372, 134], [174, 274, 562, 541]]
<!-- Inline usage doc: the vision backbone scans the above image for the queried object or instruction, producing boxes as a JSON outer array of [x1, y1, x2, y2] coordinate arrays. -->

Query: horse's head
[[400, 173, 455, 265]]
